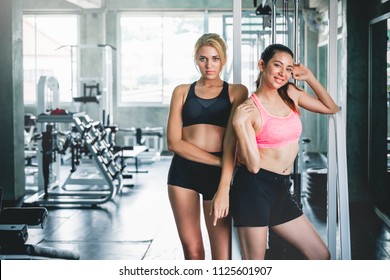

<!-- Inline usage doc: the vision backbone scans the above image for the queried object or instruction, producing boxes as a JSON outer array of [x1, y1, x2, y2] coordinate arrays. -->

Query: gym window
[[118, 12, 233, 106], [23, 14, 78, 104]]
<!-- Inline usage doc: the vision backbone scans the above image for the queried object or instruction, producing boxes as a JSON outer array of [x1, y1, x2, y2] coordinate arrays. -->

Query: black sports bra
[[182, 81, 231, 128]]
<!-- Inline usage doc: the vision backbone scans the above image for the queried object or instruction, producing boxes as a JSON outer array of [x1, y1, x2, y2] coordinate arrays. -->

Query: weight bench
[[114, 145, 148, 176]]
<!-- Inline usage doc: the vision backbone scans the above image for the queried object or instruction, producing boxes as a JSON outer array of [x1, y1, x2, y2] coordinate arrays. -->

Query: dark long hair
[[255, 44, 301, 113]]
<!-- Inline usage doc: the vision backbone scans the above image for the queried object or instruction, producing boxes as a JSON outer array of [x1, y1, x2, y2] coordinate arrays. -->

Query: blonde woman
[[166, 33, 248, 260]]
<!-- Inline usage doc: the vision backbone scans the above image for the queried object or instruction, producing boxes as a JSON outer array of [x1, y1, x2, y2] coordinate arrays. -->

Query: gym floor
[[10, 154, 390, 260]]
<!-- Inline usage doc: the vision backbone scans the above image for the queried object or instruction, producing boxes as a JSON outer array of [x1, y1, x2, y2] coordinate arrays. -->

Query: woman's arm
[[166, 85, 221, 166], [292, 63, 339, 114], [211, 84, 248, 225], [232, 99, 261, 173]]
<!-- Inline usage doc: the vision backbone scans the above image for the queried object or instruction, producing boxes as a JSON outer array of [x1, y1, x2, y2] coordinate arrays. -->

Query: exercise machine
[[57, 44, 115, 124], [24, 113, 124, 207], [119, 126, 164, 174]]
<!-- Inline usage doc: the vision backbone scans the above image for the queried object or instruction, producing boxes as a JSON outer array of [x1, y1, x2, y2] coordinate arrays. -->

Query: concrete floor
[[2, 154, 390, 260]]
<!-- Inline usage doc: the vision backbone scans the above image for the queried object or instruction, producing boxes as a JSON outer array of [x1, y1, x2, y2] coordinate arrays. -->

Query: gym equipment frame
[[24, 113, 123, 207]]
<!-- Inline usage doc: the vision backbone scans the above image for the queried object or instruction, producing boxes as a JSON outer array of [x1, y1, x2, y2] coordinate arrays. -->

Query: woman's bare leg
[[203, 200, 231, 260], [272, 215, 330, 260], [236, 226, 269, 259], [168, 185, 204, 260]]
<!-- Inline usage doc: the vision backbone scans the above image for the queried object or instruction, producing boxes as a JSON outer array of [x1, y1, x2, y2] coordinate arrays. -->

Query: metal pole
[[294, 0, 299, 62], [284, 0, 288, 46], [292, 0, 300, 206], [231, 0, 242, 260], [272, 0, 277, 43], [327, 0, 339, 260], [233, 0, 242, 84]]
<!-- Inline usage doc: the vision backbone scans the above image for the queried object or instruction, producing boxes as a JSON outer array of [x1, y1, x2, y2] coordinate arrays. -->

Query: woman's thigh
[[168, 185, 203, 246], [202, 200, 231, 259], [236, 226, 269, 260], [271, 215, 330, 259]]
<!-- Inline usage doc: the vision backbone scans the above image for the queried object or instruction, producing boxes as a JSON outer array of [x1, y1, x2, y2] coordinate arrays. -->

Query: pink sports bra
[[251, 93, 302, 149]]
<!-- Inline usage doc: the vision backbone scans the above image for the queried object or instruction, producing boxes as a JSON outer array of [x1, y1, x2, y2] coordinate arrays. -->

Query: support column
[[231, 0, 242, 260], [0, 0, 25, 203]]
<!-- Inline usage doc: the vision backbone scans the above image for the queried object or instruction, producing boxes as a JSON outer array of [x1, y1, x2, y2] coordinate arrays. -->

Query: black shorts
[[167, 152, 222, 201], [230, 166, 303, 227]]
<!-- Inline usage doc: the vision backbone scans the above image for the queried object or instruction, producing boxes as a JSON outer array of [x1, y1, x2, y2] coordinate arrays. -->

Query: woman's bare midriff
[[258, 142, 299, 174], [183, 124, 225, 152]]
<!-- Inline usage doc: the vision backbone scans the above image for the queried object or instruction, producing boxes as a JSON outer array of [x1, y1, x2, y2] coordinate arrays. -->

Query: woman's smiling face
[[259, 51, 294, 89]]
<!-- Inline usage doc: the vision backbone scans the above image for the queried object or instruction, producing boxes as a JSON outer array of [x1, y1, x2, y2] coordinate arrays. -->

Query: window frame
[[23, 12, 80, 106], [117, 10, 233, 108]]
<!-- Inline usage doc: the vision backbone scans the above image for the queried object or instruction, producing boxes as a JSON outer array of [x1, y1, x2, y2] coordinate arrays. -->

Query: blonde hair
[[194, 33, 227, 66]]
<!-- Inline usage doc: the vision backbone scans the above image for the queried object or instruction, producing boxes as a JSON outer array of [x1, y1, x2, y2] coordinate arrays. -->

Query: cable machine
[[56, 44, 116, 125]]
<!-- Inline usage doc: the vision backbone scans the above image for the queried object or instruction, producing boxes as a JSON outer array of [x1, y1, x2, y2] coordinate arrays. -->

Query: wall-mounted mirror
[[368, 12, 390, 218]]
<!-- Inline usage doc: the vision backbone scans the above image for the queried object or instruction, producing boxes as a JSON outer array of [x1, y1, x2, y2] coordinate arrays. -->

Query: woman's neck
[[197, 77, 223, 87], [255, 83, 279, 101]]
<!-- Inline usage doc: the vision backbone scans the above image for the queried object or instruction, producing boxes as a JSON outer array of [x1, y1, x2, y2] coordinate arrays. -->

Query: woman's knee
[[319, 247, 331, 260], [305, 245, 331, 260], [182, 240, 205, 260], [182, 244, 205, 260]]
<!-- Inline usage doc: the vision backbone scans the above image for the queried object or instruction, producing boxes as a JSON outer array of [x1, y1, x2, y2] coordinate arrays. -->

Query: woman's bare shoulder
[[229, 83, 248, 93], [172, 83, 192, 98], [228, 83, 249, 103], [174, 83, 192, 92]]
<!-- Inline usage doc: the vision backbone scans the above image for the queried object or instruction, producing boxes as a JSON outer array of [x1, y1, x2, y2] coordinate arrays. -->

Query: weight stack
[[305, 167, 328, 209]]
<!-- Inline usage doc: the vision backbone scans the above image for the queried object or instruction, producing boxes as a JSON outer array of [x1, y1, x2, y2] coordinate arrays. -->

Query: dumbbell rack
[[24, 113, 123, 207]]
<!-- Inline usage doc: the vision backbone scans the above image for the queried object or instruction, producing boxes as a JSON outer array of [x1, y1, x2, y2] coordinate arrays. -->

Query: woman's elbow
[[322, 107, 339, 115], [167, 140, 177, 152], [245, 160, 261, 174], [246, 165, 260, 174], [332, 106, 340, 114], [327, 105, 340, 114]]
